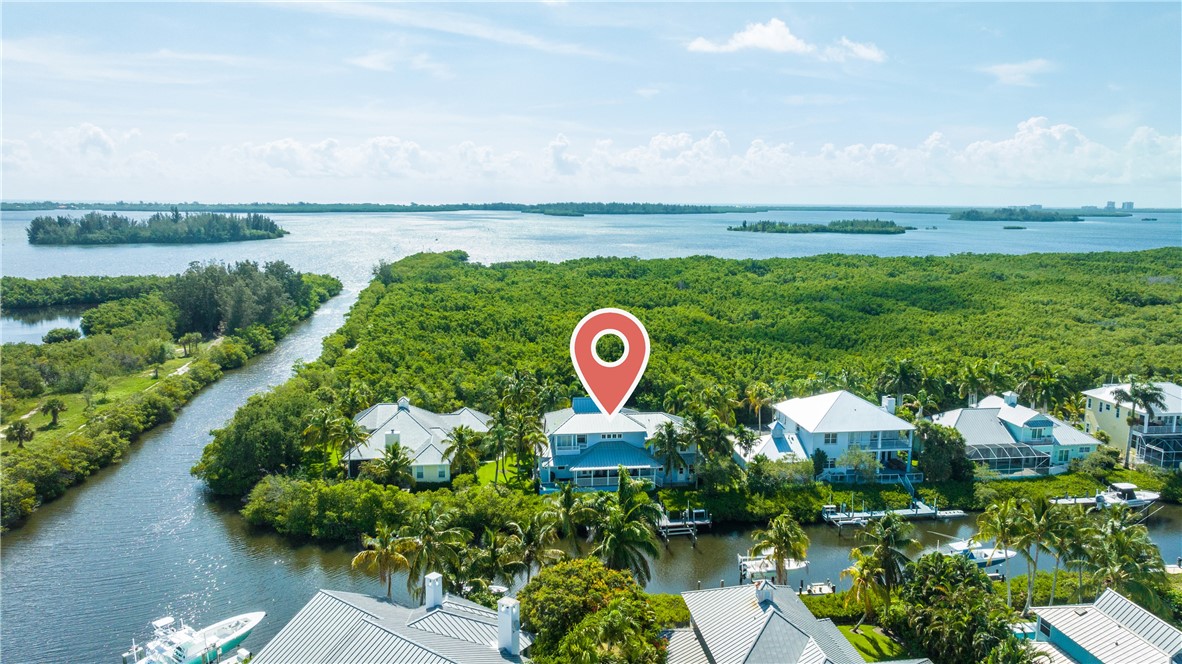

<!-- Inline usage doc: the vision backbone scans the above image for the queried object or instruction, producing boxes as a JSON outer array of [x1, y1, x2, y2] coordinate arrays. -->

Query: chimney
[[424, 572, 443, 609], [397, 396, 411, 412], [756, 579, 774, 604], [1003, 392, 1018, 407], [497, 597, 521, 656], [881, 396, 896, 414]]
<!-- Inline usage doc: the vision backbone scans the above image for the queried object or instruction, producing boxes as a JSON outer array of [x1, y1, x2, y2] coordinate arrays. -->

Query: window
[[1085, 423, 1091, 433], [825, 458, 836, 469], [1086, 398, 1093, 409], [415, 468, 424, 479], [601, 433, 623, 440], [1038, 620, 1051, 637], [1115, 406, 1120, 417], [824, 433, 838, 445], [576, 435, 587, 444], [438, 468, 446, 479], [1057, 450, 1069, 463]]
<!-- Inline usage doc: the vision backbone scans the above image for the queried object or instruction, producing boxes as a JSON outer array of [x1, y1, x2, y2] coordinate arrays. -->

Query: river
[[1, 209, 1180, 663]]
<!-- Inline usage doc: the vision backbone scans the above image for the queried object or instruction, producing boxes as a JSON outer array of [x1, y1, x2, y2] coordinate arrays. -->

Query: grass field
[[1, 349, 194, 453], [837, 625, 909, 662], [476, 454, 528, 486]]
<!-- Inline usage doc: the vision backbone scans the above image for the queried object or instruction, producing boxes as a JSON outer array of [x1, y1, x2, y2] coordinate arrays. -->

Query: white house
[[347, 396, 491, 484], [1082, 382, 1182, 469], [539, 396, 693, 490], [932, 392, 1100, 478], [253, 573, 531, 663], [770, 390, 916, 481]]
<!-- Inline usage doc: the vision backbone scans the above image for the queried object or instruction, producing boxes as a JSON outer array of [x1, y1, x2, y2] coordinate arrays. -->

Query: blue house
[[539, 397, 692, 490], [1027, 588, 1182, 663]]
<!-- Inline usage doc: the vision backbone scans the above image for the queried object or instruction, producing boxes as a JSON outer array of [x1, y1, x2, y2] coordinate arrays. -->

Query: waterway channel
[[2, 209, 1180, 663]]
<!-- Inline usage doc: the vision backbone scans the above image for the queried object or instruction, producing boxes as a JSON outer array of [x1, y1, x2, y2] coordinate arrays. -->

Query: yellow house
[[1082, 382, 1182, 469]]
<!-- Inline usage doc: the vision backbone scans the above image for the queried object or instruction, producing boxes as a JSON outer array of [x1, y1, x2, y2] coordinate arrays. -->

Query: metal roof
[[979, 394, 1053, 429], [349, 400, 491, 465], [773, 391, 915, 434], [568, 441, 661, 471], [740, 427, 808, 465], [1082, 382, 1182, 416], [679, 582, 863, 664], [663, 629, 710, 664], [1033, 589, 1182, 663], [253, 590, 530, 664], [933, 408, 1015, 448], [548, 412, 648, 436]]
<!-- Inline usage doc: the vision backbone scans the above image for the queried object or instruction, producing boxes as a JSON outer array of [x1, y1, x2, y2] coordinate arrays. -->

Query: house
[[347, 396, 491, 484], [539, 396, 692, 490], [252, 573, 532, 663], [1026, 588, 1182, 663], [670, 579, 931, 664], [770, 390, 916, 481], [735, 419, 809, 467], [932, 392, 1100, 478], [1082, 382, 1182, 469]]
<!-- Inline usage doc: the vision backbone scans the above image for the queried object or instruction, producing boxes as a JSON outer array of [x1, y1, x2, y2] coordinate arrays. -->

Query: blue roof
[[568, 441, 661, 470]]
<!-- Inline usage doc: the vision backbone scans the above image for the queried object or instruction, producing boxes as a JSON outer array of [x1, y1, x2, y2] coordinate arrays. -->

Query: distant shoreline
[[2, 201, 1163, 216]]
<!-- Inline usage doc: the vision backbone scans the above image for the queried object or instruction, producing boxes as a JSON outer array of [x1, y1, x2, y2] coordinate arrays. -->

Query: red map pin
[[570, 308, 650, 419]]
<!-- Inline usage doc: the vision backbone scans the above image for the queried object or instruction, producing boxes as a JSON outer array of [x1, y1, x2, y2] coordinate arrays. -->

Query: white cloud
[[688, 19, 885, 64], [979, 58, 1055, 86], [822, 37, 886, 63], [688, 18, 814, 54], [5, 118, 1178, 202], [635, 87, 661, 98], [346, 50, 453, 78], [346, 51, 397, 72], [2, 38, 260, 85], [295, 3, 601, 57]]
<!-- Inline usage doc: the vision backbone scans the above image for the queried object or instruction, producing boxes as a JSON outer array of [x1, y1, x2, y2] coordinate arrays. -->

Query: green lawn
[[476, 454, 528, 486], [838, 625, 909, 662], [1, 352, 192, 453]]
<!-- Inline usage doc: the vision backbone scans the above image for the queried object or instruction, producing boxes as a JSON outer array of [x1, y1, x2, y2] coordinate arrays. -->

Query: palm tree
[[351, 522, 408, 599], [842, 548, 885, 632], [472, 524, 526, 588], [981, 360, 1013, 397], [958, 359, 988, 407], [877, 358, 923, 407], [1015, 496, 1058, 616], [858, 512, 918, 605], [646, 421, 687, 485], [1112, 377, 1166, 468], [40, 397, 67, 427], [508, 410, 547, 480], [1053, 394, 1086, 427], [483, 418, 512, 485], [977, 498, 1021, 608], [549, 482, 590, 552], [588, 469, 662, 584], [662, 384, 692, 415], [901, 389, 939, 419], [520, 511, 564, 581], [744, 381, 774, 431], [443, 424, 482, 477], [366, 442, 415, 488], [301, 406, 341, 477], [398, 503, 472, 599], [1090, 505, 1168, 612], [6, 420, 34, 449], [751, 513, 810, 586], [1043, 504, 1074, 606], [1062, 506, 1098, 603]]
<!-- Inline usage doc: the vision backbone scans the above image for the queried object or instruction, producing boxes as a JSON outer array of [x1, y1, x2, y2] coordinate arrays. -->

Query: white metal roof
[[739, 426, 808, 465], [548, 412, 648, 436], [1082, 382, 1182, 416], [772, 391, 915, 434], [978, 395, 1053, 429], [348, 400, 491, 466], [1033, 589, 1182, 663]]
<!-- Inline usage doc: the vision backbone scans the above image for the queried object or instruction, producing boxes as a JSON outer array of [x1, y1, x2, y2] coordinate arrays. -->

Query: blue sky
[[3, 2, 1180, 206]]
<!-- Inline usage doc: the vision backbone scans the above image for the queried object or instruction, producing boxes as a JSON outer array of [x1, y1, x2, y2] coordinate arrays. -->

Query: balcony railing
[[1133, 425, 1180, 435], [849, 437, 910, 451]]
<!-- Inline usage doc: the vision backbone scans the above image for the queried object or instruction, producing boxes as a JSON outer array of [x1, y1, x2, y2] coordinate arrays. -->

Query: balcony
[[1133, 424, 1181, 436], [849, 436, 910, 451]]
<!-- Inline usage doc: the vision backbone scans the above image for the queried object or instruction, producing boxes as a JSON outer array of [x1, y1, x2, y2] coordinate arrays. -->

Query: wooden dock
[[820, 501, 966, 527], [658, 508, 712, 544]]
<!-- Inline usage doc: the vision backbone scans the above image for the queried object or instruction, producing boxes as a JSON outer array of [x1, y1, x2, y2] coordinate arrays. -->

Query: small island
[[727, 219, 913, 234], [26, 210, 288, 245], [950, 207, 1081, 222]]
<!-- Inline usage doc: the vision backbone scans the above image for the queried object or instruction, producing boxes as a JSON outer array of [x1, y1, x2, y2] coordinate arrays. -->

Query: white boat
[[738, 548, 808, 581], [1097, 483, 1160, 509], [121, 612, 265, 664], [946, 538, 1018, 568]]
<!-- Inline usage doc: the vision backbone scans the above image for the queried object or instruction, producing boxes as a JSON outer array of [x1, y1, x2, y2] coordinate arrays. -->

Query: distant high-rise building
[[1121, 201, 1134, 210], [1105, 201, 1116, 210]]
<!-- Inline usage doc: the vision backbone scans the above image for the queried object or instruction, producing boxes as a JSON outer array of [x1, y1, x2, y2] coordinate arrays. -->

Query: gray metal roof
[[349, 400, 491, 466], [1047, 413, 1102, 447], [934, 408, 1016, 448], [679, 582, 862, 664], [568, 441, 661, 470], [663, 629, 710, 664], [253, 590, 530, 664], [1033, 589, 1182, 663]]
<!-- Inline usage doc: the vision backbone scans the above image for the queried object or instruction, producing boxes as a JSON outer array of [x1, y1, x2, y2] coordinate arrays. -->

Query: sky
[[2, 2, 1180, 206]]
